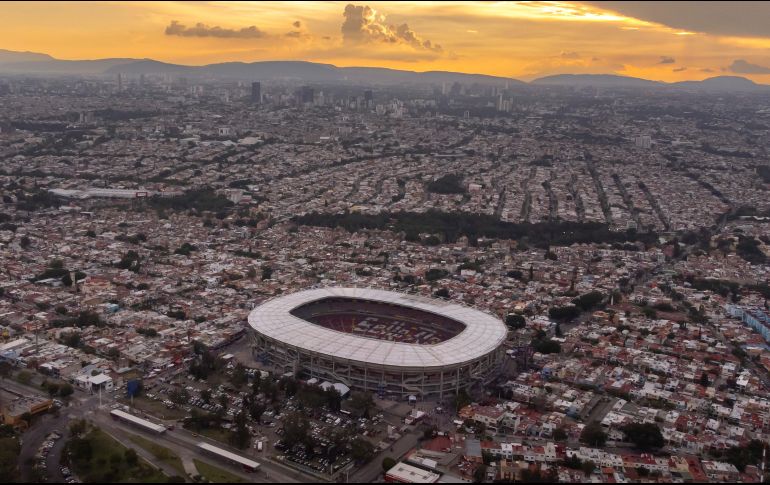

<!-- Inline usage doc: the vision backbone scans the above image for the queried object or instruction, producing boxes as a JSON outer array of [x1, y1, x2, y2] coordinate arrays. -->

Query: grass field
[[183, 424, 234, 445], [66, 427, 171, 483], [119, 396, 188, 421], [127, 433, 186, 476], [193, 459, 247, 483]]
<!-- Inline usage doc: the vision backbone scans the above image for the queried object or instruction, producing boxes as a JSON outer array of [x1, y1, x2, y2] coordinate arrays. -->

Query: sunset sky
[[2, 1, 770, 81]]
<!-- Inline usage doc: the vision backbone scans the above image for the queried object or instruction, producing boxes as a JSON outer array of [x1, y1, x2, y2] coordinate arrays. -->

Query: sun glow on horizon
[[0, 1, 768, 82]]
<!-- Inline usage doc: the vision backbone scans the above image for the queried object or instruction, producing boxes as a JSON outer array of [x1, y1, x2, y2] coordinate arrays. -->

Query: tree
[[124, 448, 138, 467], [169, 388, 190, 405], [699, 373, 710, 387], [507, 270, 523, 280], [17, 370, 32, 385], [505, 314, 526, 330], [580, 422, 607, 447], [572, 291, 605, 311], [722, 439, 764, 472], [622, 423, 663, 450], [532, 338, 561, 354], [0, 435, 20, 482], [382, 457, 397, 473], [563, 454, 582, 469], [59, 383, 74, 398], [283, 412, 312, 450], [348, 391, 375, 418], [201, 389, 212, 404], [261, 266, 273, 280], [350, 436, 375, 463], [453, 389, 472, 411], [425, 268, 449, 282], [0, 362, 11, 379], [552, 428, 567, 441], [69, 419, 88, 437], [549, 305, 581, 321], [231, 363, 248, 388], [249, 402, 265, 423], [641, 306, 658, 319], [44, 382, 61, 397], [473, 463, 487, 483], [581, 460, 596, 476], [230, 412, 251, 449]]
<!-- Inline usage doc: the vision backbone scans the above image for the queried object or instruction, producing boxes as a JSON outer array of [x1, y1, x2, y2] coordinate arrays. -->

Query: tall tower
[[251, 82, 261, 104]]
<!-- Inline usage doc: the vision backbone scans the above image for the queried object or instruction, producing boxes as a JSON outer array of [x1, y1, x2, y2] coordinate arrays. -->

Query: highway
[[89, 404, 310, 483], [7, 372, 312, 484]]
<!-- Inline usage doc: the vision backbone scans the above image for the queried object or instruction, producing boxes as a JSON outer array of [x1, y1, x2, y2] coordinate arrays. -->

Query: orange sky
[[2, 1, 770, 81]]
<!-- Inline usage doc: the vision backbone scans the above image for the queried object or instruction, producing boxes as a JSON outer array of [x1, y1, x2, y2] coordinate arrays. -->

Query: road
[[10, 370, 312, 484], [349, 431, 420, 483], [89, 404, 308, 483], [2, 378, 84, 483]]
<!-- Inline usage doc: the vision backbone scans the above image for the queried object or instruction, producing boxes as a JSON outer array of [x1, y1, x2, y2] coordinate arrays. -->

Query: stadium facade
[[248, 287, 508, 400]]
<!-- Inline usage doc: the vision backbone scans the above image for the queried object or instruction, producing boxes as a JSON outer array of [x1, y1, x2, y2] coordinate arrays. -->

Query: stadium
[[248, 287, 508, 400]]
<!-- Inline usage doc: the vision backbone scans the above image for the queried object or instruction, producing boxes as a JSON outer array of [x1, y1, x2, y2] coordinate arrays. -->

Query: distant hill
[[672, 76, 767, 92], [0, 49, 524, 86], [0, 49, 54, 64], [107, 60, 527, 86], [0, 49, 767, 91], [532, 73, 769, 92], [0, 58, 145, 75], [532, 74, 662, 88]]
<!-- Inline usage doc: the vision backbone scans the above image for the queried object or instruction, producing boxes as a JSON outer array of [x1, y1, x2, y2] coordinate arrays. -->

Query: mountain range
[[0, 49, 767, 92]]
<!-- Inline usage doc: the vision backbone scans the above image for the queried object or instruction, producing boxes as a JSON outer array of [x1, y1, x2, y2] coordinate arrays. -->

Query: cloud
[[341, 4, 442, 52], [585, 2, 770, 38], [700, 68, 714, 73], [728, 59, 770, 74], [659, 56, 675, 64], [673, 66, 687, 72], [165, 20, 266, 38], [560, 51, 581, 59], [293, 21, 301, 29]]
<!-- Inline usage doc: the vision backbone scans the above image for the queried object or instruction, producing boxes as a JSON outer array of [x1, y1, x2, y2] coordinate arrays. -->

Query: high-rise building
[[634, 135, 652, 149], [299, 86, 314, 104], [251, 82, 261, 104]]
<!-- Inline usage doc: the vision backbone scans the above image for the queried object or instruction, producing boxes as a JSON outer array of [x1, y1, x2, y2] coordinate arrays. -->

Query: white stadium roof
[[248, 287, 507, 369]]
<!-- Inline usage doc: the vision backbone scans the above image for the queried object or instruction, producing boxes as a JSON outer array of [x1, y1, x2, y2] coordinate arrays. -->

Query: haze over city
[[1, 2, 770, 485]]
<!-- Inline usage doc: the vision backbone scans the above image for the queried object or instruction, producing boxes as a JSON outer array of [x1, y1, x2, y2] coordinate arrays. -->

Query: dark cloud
[[584, 2, 770, 38], [659, 56, 675, 64], [165, 20, 266, 38], [673, 66, 687, 72], [700, 68, 714, 73], [728, 59, 770, 74], [341, 4, 442, 52], [293, 21, 301, 28]]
